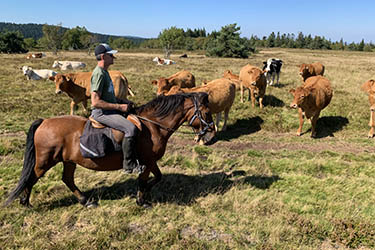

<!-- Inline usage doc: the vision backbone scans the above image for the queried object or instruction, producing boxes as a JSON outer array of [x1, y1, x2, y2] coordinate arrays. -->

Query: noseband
[[188, 96, 214, 137]]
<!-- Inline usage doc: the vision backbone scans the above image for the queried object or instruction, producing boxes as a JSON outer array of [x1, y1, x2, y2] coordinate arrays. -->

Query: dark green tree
[[205, 23, 252, 58], [0, 30, 27, 53], [39, 23, 64, 54]]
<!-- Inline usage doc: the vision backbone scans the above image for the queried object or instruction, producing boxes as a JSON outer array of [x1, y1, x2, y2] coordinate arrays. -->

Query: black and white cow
[[262, 58, 283, 85]]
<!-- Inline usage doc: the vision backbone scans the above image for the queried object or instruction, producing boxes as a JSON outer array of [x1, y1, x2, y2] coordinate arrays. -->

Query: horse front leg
[[136, 163, 162, 208]]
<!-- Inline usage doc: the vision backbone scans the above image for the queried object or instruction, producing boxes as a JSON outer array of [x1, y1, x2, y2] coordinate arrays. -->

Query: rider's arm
[[91, 91, 129, 112]]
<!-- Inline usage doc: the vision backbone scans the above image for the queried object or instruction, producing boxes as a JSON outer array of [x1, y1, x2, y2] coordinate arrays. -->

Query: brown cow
[[289, 76, 333, 137], [26, 52, 45, 59], [165, 78, 236, 132], [361, 79, 375, 137], [49, 71, 131, 115], [151, 70, 195, 95], [239, 64, 267, 108], [299, 62, 325, 81]]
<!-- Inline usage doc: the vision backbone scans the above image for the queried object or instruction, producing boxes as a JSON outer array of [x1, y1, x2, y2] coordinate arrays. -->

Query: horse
[[4, 92, 216, 208]]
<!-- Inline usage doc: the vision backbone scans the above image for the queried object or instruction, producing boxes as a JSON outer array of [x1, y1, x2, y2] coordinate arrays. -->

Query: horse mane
[[136, 93, 200, 119]]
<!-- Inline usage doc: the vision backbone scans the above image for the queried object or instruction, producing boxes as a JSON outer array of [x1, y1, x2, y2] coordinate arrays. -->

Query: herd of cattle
[[20, 52, 375, 139]]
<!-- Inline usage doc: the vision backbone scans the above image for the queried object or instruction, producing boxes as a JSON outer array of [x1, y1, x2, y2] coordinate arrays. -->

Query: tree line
[[0, 22, 374, 58]]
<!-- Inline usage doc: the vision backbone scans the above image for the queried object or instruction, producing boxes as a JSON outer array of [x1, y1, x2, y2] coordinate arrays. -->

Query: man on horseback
[[90, 43, 145, 174]]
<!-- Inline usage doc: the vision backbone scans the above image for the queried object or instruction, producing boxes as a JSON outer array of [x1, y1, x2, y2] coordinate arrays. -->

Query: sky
[[2, 0, 375, 43]]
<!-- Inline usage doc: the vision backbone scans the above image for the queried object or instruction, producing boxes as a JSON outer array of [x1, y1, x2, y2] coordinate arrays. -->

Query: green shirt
[[91, 66, 117, 104]]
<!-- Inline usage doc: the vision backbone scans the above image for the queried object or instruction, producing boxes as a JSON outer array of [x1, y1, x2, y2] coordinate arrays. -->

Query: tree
[[205, 23, 252, 58], [0, 30, 27, 53], [158, 26, 186, 58], [111, 37, 135, 49], [40, 23, 64, 54], [61, 26, 91, 50], [24, 37, 36, 50]]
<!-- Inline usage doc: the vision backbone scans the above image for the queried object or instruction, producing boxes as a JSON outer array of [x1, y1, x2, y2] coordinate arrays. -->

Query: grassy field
[[1, 48, 375, 249]]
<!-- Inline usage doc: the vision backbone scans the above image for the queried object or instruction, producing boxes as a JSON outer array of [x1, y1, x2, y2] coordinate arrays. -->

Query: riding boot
[[122, 136, 145, 174]]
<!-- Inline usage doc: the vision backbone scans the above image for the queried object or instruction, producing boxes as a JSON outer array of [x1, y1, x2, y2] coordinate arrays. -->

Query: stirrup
[[124, 164, 146, 174]]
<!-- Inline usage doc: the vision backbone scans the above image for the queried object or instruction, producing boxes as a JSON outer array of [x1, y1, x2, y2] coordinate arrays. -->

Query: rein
[[135, 115, 175, 132]]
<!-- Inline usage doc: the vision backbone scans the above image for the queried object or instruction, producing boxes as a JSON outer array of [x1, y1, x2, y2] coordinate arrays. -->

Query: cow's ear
[[151, 80, 157, 85], [289, 89, 295, 94], [49, 76, 55, 81], [361, 80, 373, 92]]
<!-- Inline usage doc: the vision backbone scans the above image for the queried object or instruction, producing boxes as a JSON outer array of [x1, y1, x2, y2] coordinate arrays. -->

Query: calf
[[239, 64, 267, 108], [361, 79, 375, 137], [289, 76, 333, 137], [165, 78, 236, 132], [49, 71, 130, 115], [262, 58, 283, 85], [21, 66, 57, 80], [151, 70, 195, 95], [52, 60, 86, 70], [152, 56, 176, 65], [299, 62, 325, 81]]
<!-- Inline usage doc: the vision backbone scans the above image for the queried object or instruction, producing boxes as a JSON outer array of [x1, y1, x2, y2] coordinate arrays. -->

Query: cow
[[179, 54, 188, 58], [165, 78, 236, 133], [262, 58, 283, 85], [26, 52, 46, 59], [21, 66, 57, 80], [152, 56, 176, 65], [299, 62, 325, 81], [52, 60, 86, 70], [361, 79, 375, 138], [239, 64, 267, 108], [289, 76, 333, 137], [222, 70, 241, 90], [151, 70, 196, 96], [49, 71, 131, 115]]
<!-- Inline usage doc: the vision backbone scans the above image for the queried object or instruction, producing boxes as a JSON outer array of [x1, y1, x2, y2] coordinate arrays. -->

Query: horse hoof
[[84, 200, 98, 208]]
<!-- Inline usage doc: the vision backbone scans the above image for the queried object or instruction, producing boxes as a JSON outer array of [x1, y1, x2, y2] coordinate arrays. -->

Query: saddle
[[79, 114, 142, 158]]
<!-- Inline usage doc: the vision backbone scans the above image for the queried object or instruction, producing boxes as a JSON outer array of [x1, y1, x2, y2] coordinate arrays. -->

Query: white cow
[[21, 66, 57, 80], [52, 60, 86, 70], [152, 56, 176, 65]]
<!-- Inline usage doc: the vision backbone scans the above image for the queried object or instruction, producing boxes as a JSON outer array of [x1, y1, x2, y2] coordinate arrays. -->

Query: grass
[[1, 48, 375, 249]]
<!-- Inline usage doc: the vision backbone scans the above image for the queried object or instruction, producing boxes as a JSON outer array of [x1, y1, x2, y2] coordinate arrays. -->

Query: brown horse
[[4, 92, 216, 208]]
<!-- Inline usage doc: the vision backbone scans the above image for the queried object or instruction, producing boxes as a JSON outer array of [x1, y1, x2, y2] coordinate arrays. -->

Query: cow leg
[[62, 162, 93, 207], [215, 112, 221, 132], [310, 112, 320, 138], [276, 72, 280, 85], [296, 108, 305, 136], [221, 110, 229, 131], [82, 99, 88, 113], [369, 108, 375, 138], [240, 83, 244, 103], [259, 95, 264, 109], [70, 101, 78, 115], [250, 88, 256, 108]]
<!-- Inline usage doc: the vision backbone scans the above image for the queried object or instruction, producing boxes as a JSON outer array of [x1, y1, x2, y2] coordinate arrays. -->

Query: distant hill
[[0, 22, 147, 44]]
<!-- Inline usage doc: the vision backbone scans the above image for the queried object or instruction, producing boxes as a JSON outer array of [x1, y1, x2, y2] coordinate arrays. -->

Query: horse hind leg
[[62, 162, 96, 207], [136, 163, 162, 208]]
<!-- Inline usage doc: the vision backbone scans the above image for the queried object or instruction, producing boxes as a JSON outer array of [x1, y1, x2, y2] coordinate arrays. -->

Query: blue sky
[[2, 0, 375, 43]]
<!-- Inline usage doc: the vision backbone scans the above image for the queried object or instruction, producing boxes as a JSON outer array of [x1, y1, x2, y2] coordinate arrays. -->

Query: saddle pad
[[79, 121, 121, 158]]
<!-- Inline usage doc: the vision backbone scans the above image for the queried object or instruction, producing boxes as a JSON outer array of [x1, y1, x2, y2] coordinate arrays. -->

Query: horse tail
[[3, 119, 44, 206]]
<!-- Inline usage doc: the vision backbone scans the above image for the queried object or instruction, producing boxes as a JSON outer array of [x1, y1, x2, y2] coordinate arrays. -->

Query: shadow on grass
[[263, 94, 285, 107], [315, 116, 349, 138], [214, 116, 264, 141], [40, 171, 281, 208], [300, 116, 349, 138]]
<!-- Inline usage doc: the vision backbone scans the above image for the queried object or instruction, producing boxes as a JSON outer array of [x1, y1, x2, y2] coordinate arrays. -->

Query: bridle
[[188, 95, 214, 137], [136, 95, 214, 137]]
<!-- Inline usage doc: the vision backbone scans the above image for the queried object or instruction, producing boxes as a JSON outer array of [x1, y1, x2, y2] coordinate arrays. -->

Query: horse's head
[[186, 92, 216, 145]]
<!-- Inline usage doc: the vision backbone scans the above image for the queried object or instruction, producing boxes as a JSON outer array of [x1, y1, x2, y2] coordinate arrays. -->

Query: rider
[[90, 43, 145, 174]]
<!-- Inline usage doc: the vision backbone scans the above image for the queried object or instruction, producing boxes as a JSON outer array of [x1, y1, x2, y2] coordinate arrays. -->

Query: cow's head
[[361, 79, 375, 94], [52, 61, 61, 68], [299, 64, 311, 78], [20, 66, 32, 76], [289, 86, 310, 108], [151, 77, 172, 96], [247, 68, 266, 87], [49, 74, 71, 94]]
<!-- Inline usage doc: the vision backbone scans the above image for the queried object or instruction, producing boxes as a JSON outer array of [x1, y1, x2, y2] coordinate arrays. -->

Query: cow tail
[[3, 119, 44, 206]]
